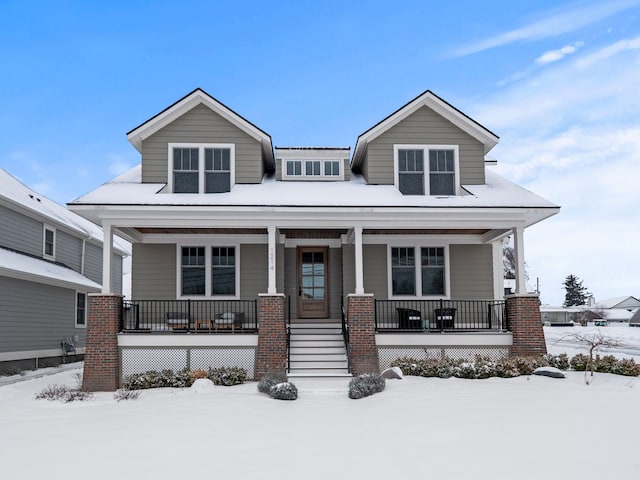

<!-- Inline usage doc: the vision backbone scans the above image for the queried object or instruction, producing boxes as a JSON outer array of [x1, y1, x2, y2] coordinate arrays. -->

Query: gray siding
[[284, 248, 297, 318], [364, 106, 485, 185], [239, 244, 268, 300], [277, 243, 285, 294], [0, 204, 42, 257], [343, 158, 351, 181], [342, 244, 355, 298], [112, 254, 123, 295], [56, 230, 82, 272], [0, 276, 86, 353], [363, 244, 388, 299], [131, 243, 176, 299], [449, 244, 494, 299], [141, 103, 264, 185], [328, 248, 343, 318], [83, 242, 102, 285]]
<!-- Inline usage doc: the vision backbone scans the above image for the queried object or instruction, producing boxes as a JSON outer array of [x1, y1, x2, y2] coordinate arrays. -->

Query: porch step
[[288, 321, 350, 378]]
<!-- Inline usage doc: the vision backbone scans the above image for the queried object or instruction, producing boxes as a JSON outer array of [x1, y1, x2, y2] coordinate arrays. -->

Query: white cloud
[[576, 35, 640, 67], [535, 41, 584, 65], [451, 0, 639, 57]]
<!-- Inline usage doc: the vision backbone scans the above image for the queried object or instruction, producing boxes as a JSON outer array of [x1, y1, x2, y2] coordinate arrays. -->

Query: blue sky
[[1, 0, 639, 306]]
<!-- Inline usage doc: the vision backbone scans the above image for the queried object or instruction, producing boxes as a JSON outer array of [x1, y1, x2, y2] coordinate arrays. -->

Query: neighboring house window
[[286, 160, 302, 176], [76, 292, 87, 327], [389, 245, 449, 298], [211, 247, 236, 295], [169, 143, 235, 193], [181, 247, 206, 295], [43, 227, 55, 258], [173, 147, 199, 193], [324, 160, 340, 176], [395, 145, 459, 196], [204, 148, 231, 193], [305, 160, 321, 176], [178, 244, 239, 298]]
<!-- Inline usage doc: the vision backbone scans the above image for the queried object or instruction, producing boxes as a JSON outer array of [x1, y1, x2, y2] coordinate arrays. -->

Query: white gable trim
[[353, 91, 499, 167], [127, 89, 272, 153]]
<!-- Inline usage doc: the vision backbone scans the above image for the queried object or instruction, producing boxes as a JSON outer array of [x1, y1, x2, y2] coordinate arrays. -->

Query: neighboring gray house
[[70, 88, 559, 384], [0, 169, 128, 372]]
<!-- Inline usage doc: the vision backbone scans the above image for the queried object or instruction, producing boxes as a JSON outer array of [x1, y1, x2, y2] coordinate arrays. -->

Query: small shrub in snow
[[511, 356, 548, 376], [34, 384, 93, 403], [188, 369, 208, 382], [269, 382, 298, 400], [594, 355, 618, 373], [207, 367, 247, 386], [113, 389, 140, 402], [348, 373, 385, 399], [492, 357, 521, 378], [569, 354, 590, 371], [544, 353, 570, 370], [614, 358, 640, 377], [391, 357, 455, 378], [257, 372, 288, 394], [121, 369, 191, 390]]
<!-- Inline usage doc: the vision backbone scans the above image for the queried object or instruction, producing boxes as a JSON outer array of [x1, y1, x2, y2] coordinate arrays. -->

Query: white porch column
[[354, 226, 364, 295], [513, 225, 526, 294], [101, 222, 113, 294], [267, 225, 277, 295]]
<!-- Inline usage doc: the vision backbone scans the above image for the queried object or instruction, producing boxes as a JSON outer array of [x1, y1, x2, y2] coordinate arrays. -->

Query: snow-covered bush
[[269, 382, 298, 400], [122, 369, 191, 390], [207, 367, 247, 386], [391, 357, 454, 378], [34, 384, 93, 403], [544, 353, 570, 370], [257, 372, 287, 394], [569, 354, 589, 371], [348, 373, 386, 399], [614, 358, 640, 377], [113, 389, 140, 402]]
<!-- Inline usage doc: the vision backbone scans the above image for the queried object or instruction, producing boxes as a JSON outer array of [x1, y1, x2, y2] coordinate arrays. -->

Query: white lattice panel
[[190, 348, 256, 375], [121, 348, 187, 376]]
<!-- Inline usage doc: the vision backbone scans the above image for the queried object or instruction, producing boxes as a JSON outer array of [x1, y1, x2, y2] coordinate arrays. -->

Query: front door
[[297, 247, 329, 318]]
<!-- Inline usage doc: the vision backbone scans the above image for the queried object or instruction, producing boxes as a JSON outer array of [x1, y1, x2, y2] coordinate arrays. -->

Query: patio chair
[[434, 308, 456, 330], [396, 308, 423, 330], [165, 312, 190, 330]]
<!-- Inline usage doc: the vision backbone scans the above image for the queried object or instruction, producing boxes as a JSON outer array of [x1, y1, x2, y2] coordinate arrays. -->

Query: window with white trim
[[43, 227, 55, 258], [389, 245, 448, 297], [179, 245, 238, 298], [324, 160, 340, 176], [395, 145, 458, 196], [169, 143, 234, 193], [286, 160, 302, 176], [76, 292, 87, 327], [283, 159, 342, 179]]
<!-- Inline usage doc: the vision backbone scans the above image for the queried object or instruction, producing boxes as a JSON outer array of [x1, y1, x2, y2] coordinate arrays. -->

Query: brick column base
[[82, 294, 122, 392], [347, 294, 380, 375], [255, 294, 287, 380], [507, 294, 547, 356]]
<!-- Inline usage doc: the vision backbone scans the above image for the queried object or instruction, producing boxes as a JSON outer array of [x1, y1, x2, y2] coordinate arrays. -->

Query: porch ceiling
[[279, 228, 349, 239]]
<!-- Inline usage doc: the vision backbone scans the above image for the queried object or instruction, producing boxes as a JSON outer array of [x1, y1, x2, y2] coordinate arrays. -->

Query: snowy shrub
[[492, 357, 522, 378], [453, 357, 497, 379], [188, 369, 208, 382], [34, 384, 93, 403], [269, 382, 298, 400], [113, 389, 140, 402], [121, 369, 191, 390], [391, 357, 455, 378], [207, 367, 247, 386], [510, 356, 548, 376], [348, 373, 386, 399], [569, 354, 590, 371], [594, 355, 618, 373], [257, 372, 288, 394], [544, 353, 569, 370], [614, 358, 640, 377]]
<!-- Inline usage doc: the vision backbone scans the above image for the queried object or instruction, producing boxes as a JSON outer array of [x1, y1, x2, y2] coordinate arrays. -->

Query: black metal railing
[[121, 299, 258, 333], [375, 299, 507, 333], [286, 296, 292, 372], [341, 298, 351, 373]]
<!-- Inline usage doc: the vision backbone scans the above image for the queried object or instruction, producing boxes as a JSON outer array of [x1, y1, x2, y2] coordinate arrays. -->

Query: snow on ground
[[1, 328, 639, 480]]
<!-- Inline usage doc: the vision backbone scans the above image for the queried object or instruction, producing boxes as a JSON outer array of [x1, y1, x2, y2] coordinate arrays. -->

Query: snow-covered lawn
[[1, 326, 639, 480]]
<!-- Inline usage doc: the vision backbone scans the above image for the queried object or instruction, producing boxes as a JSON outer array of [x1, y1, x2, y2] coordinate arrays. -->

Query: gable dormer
[[351, 91, 498, 195], [275, 147, 351, 182], [127, 88, 274, 192]]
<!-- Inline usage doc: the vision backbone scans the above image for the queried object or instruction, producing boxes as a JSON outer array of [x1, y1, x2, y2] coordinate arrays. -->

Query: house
[[594, 296, 640, 323], [68, 88, 560, 390], [0, 168, 129, 373]]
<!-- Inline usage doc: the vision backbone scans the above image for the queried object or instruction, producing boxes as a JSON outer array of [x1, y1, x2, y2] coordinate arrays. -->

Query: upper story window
[[283, 159, 343, 180], [394, 145, 459, 196], [43, 226, 55, 259], [169, 143, 235, 193]]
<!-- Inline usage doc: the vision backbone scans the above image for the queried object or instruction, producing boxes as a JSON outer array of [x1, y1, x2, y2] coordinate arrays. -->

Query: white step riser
[[290, 334, 343, 341], [290, 330, 342, 336], [290, 354, 347, 362], [290, 341, 344, 349], [290, 347, 346, 355], [289, 369, 350, 376], [289, 361, 348, 369]]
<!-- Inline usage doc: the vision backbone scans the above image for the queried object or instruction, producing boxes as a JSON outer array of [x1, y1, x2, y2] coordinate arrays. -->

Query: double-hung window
[[389, 246, 448, 297], [324, 160, 340, 176], [283, 159, 342, 180], [395, 145, 458, 196], [76, 292, 87, 327], [170, 143, 234, 193], [286, 160, 302, 176], [43, 226, 55, 259], [179, 245, 238, 298]]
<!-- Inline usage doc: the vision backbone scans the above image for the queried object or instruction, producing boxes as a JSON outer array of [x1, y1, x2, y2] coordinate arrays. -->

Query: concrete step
[[290, 353, 347, 362], [290, 346, 346, 355], [290, 333, 343, 341], [290, 328, 342, 335], [289, 360, 348, 369], [288, 368, 351, 377], [290, 340, 345, 348]]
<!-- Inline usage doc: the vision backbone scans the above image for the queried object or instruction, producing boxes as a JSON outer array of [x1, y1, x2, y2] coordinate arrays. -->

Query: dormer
[[126, 88, 274, 192], [275, 147, 351, 182], [351, 90, 499, 195]]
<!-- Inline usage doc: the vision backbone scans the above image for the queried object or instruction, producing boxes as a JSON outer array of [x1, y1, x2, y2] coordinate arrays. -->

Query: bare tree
[[565, 331, 622, 384]]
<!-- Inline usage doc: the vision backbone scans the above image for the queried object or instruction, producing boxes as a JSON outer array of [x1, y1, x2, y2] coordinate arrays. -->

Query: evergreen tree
[[563, 274, 590, 306]]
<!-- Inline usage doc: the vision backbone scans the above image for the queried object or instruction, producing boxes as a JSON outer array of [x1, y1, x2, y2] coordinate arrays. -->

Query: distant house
[[541, 295, 640, 326], [594, 296, 640, 323], [69, 88, 559, 389], [630, 309, 640, 327], [0, 169, 129, 373]]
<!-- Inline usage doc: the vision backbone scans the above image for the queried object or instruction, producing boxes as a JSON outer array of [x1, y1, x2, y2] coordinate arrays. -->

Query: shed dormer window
[[395, 145, 459, 196], [169, 143, 234, 193]]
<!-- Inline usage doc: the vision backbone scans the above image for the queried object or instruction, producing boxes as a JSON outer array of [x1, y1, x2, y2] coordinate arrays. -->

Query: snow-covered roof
[[0, 247, 101, 291], [72, 164, 557, 210], [595, 296, 640, 310], [0, 168, 129, 256]]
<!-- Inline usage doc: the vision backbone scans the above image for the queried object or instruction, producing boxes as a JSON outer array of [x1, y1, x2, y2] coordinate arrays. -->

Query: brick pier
[[347, 294, 380, 375], [255, 294, 287, 379], [507, 294, 547, 356]]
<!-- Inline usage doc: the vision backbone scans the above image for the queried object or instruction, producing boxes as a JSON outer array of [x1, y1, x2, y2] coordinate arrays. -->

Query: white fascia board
[[127, 90, 271, 153], [354, 91, 499, 166]]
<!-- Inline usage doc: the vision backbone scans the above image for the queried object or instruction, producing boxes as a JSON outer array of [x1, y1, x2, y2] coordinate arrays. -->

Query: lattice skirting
[[120, 347, 257, 379], [378, 345, 511, 370]]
